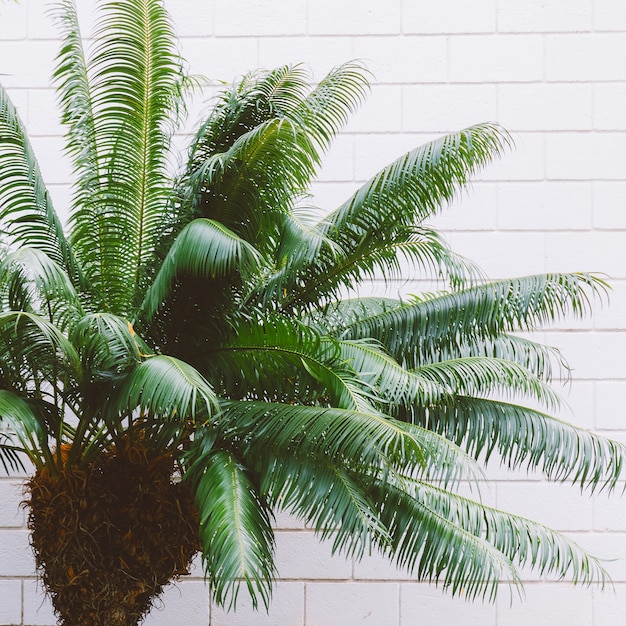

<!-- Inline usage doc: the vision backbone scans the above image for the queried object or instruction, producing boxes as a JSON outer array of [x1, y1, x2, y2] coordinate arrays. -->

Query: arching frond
[[185, 446, 276, 610], [340, 273, 607, 368], [67, 0, 186, 315], [0, 311, 80, 393], [293, 60, 370, 151], [259, 454, 391, 558], [416, 396, 625, 492], [0, 84, 79, 280], [379, 475, 608, 594], [70, 313, 143, 377], [181, 118, 319, 253], [413, 356, 561, 410], [0, 247, 83, 328], [279, 123, 510, 308], [112, 355, 219, 423], [140, 218, 261, 322]]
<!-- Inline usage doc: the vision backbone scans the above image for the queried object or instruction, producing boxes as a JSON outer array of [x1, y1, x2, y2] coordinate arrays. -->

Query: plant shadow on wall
[[0, 1, 623, 625]]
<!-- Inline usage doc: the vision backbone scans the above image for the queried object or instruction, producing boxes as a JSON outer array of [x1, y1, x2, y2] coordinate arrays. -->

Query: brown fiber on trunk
[[26, 440, 201, 626]]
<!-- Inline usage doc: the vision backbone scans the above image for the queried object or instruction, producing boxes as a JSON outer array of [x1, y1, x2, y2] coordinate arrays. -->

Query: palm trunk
[[26, 440, 200, 626]]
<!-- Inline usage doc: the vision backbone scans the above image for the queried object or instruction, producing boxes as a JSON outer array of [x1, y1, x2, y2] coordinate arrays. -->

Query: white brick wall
[[2, 0, 626, 624]]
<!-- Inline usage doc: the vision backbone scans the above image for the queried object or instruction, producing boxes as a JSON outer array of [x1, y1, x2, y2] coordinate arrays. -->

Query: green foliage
[[0, 0, 622, 613]]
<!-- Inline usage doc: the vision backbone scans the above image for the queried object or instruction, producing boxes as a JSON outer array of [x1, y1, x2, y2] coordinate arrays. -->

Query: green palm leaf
[[339, 273, 607, 368], [140, 218, 262, 322], [279, 123, 510, 308], [0, 84, 79, 279], [416, 396, 625, 492], [113, 355, 218, 423], [67, 0, 185, 315], [186, 447, 276, 610]]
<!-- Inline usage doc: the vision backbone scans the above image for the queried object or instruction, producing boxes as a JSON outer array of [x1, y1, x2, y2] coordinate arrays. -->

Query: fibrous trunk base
[[26, 441, 200, 626]]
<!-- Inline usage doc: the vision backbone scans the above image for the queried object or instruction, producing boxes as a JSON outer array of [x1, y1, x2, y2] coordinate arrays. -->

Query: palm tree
[[0, 0, 622, 624]]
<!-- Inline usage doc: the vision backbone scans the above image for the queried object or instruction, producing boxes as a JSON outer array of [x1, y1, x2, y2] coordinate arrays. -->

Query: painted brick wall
[[2, 0, 626, 624]]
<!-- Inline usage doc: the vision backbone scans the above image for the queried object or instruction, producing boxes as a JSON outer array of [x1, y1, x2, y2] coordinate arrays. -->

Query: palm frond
[[0, 431, 27, 473], [70, 313, 143, 377], [259, 455, 391, 558], [185, 446, 276, 610], [292, 61, 370, 151], [0, 83, 80, 280], [0, 311, 80, 394], [279, 123, 510, 308], [0, 390, 47, 466], [370, 478, 521, 601], [416, 396, 624, 492], [67, 0, 186, 315], [413, 356, 561, 410], [112, 355, 219, 425], [181, 118, 319, 253], [0, 247, 83, 328], [376, 475, 607, 596], [339, 273, 607, 368], [140, 218, 262, 323]]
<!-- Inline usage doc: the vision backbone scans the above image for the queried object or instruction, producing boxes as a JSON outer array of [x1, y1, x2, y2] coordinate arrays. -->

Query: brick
[[308, 0, 402, 35], [496, 182, 593, 231], [0, 580, 22, 625], [497, 583, 593, 626], [594, 0, 626, 31], [478, 133, 545, 182], [572, 533, 626, 582], [344, 86, 402, 134], [544, 331, 626, 381], [402, 84, 497, 133], [592, 281, 626, 331], [545, 231, 626, 277], [430, 182, 498, 232], [144, 581, 209, 626], [496, 482, 593, 531], [215, 0, 306, 36], [593, 583, 626, 623], [273, 531, 352, 580], [28, 137, 72, 186], [27, 88, 64, 137], [178, 37, 258, 84], [546, 133, 626, 181], [308, 182, 360, 214], [594, 84, 626, 130], [353, 550, 411, 581], [352, 132, 433, 182], [401, 583, 496, 625], [447, 232, 546, 278], [593, 183, 626, 229], [210, 582, 304, 626], [306, 582, 399, 626], [0, 1, 27, 40], [497, 0, 592, 33], [0, 480, 26, 528], [499, 84, 593, 132], [0, 41, 58, 89], [593, 487, 626, 531], [258, 37, 353, 78], [450, 35, 543, 83], [352, 36, 448, 84], [272, 509, 306, 530], [23, 579, 57, 626], [28, 0, 98, 40], [547, 34, 626, 81], [168, 0, 214, 38], [594, 381, 626, 430], [316, 134, 354, 182], [0, 529, 35, 576], [403, 0, 496, 34]]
